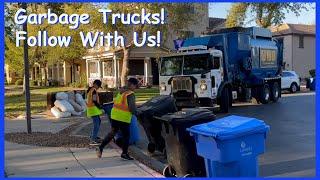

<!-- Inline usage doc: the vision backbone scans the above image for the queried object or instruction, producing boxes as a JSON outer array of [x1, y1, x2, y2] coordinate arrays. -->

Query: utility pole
[[22, 3, 32, 134]]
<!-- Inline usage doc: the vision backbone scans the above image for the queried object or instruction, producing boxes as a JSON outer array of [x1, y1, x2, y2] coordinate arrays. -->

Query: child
[[96, 78, 139, 160], [87, 79, 103, 145]]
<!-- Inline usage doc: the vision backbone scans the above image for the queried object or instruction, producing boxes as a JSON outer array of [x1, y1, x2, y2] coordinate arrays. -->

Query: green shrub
[[51, 80, 59, 87], [70, 74, 88, 88], [30, 80, 38, 86], [15, 79, 23, 85], [309, 69, 315, 77]]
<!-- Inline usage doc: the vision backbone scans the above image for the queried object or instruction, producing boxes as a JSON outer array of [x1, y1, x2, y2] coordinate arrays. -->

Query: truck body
[[159, 27, 283, 112]]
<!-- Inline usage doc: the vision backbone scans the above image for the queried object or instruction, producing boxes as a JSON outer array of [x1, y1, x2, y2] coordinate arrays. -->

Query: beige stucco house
[[271, 23, 315, 78]]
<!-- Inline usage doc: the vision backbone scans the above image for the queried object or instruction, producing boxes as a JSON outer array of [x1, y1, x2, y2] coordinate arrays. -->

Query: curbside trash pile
[[50, 91, 86, 118]]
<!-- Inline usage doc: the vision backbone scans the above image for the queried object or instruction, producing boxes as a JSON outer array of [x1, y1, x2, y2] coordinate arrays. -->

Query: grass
[[5, 85, 159, 119]]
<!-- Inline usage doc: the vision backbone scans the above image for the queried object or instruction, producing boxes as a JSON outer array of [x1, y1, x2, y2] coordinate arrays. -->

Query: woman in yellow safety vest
[[96, 78, 139, 160], [87, 79, 103, 145]]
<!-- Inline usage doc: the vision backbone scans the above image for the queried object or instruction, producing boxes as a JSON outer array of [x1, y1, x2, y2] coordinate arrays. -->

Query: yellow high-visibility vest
[[86, 87, 103, 117], [111, 90, 134, 123]]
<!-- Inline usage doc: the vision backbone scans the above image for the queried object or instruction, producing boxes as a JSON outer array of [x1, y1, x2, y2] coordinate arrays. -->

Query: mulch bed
[[5, 122, 91, 148]]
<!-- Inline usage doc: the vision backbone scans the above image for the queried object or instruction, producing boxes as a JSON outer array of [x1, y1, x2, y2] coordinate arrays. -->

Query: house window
[[88, 61, 100, 78], [103, 61, 113, 77], [299, 35, 304, 48]]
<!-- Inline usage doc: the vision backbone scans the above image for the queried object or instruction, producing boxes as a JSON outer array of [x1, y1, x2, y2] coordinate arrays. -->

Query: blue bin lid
[[187, 115, 270, 140]]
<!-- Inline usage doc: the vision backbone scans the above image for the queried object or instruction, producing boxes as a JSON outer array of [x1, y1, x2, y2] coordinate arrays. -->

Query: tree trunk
[[120, 47, 130, 87], [43, 63, 48, 86], [31, 67, 35, 80]]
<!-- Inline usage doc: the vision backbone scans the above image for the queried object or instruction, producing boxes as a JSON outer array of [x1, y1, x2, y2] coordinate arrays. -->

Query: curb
[[128, 145, 166, 175]]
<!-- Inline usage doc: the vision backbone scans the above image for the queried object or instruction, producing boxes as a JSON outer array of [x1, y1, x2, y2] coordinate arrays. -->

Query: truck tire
[[259, 84, 270, 104], [220, 87, 230, 113], [271, 82, 280, 102]]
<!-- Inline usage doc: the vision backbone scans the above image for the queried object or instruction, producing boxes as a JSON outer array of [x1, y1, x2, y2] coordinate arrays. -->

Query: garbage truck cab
[[159, 27, 283, 112], [159, 46, 224, 107]]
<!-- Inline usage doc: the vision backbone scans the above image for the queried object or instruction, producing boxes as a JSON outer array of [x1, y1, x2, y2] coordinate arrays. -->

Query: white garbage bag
[[75, 93, 87, 110], [69, 100, 83, 112], [55, 92, 68, 100], [70, 110, 82, 116], [54, 100, 75, 112], [51, 106, 71, 118]]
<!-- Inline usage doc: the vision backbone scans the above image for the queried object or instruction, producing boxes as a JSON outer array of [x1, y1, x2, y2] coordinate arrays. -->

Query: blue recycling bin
[[115, 115, 140, 145], [102, 103, 140, 145], [187, 115, 270, 177]]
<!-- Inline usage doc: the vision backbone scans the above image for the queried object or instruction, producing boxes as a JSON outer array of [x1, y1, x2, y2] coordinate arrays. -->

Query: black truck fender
[[217, 81, 232, 100]]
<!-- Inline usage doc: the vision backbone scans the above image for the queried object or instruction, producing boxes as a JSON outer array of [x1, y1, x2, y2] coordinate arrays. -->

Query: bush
[[30, 80, 38, 86], [51, 80, 59, 87], [70, 81, 82, 88], [309, 69, 315, 77], [15, 79, 23, 85], [70, 74, 88, 88]]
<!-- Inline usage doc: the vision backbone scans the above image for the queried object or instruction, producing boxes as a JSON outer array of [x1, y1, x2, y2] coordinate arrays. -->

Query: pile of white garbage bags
[[51, 91, 87, 118]]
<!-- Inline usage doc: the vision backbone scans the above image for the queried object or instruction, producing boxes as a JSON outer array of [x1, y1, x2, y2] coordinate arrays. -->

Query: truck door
[[210, 56, 223, 97]]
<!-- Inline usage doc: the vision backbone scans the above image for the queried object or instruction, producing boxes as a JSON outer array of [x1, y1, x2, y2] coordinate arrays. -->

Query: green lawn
[[5, 85, 159, 119]]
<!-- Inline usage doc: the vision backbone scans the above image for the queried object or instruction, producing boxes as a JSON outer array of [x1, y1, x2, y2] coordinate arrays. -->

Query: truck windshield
[[183, 54, 212, 75], [160, 56, 183, 76]]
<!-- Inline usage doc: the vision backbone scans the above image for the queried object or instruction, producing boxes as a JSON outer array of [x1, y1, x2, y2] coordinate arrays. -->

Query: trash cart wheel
[[162, 165, 176, 177], [147, 143, 156, 153]]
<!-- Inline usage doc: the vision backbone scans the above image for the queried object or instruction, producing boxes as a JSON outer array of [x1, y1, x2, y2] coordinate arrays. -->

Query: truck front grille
[[171, 77, 192, 93]]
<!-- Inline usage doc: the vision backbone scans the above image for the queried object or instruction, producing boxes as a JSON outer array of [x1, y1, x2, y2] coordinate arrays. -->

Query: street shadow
[[259, 156, 316, 177]]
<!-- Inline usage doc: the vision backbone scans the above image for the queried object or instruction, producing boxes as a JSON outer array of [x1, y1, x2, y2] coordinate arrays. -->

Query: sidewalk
[[5, 118, 162, 177]]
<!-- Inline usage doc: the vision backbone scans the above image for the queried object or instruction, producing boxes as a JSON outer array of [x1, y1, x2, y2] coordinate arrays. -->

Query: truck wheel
[[260, 84, 270, 104], [220, 87, 230, 113], [271, 82, 280, 102], [290, 83, 298, 93]]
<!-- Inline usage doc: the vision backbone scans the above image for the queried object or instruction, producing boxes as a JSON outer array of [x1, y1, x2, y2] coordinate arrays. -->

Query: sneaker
[[89, 141, 100, 146], [96, 148, 102, 158], [121, 153, 134, 160]]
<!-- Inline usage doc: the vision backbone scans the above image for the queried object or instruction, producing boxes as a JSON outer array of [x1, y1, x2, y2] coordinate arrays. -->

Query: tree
[[107, 3, 203, 86], [5, 3, 104, 85], [226, 3, 312, 28]]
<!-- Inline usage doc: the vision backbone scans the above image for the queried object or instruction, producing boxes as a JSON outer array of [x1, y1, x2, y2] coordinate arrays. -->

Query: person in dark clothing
[[87, 79, 103, 145], [96, 78, 139, 160]]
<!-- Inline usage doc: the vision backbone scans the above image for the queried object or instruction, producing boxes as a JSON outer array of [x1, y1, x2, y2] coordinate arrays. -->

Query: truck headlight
[[160, 83, 166, 91], [200, 83, 207, 90]]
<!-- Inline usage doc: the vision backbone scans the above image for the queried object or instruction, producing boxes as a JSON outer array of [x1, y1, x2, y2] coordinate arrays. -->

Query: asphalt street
[[216, 92, 316, 177]]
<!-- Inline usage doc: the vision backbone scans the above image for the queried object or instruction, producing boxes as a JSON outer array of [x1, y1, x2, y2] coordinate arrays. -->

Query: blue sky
[[209, 3, 316, 26]]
